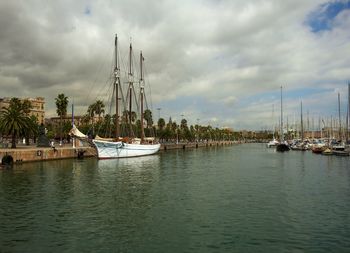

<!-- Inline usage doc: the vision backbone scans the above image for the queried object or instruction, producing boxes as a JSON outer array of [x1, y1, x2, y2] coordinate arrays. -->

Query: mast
[[272, 104, 275, 139], [331, 115, 333, 139], [128, 42, 133, 137], [114, 34, 120, 139], [300, 100, 304, 142], [338, 92, 341, 140], [72, 101, 75, 148], [140, 51, 145, 143], [286, 116, 289, 141], [347, 82, 350, 143], [280, 86, 284, 142]]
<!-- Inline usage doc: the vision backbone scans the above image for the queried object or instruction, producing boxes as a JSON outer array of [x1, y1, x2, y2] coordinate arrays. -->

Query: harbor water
[[1, 144, 350, 252]]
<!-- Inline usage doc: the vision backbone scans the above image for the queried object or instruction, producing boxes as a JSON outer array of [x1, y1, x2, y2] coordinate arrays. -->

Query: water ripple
[[1, 145, 350, 252]]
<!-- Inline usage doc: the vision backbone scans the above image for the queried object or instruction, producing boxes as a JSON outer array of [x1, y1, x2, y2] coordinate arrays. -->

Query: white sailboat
[[276, 86, 290, 152], [71, 35, 160, 159], [267, 104, 279, 148]]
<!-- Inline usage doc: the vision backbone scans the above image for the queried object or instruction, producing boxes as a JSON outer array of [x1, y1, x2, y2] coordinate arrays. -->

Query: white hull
[[92, 139, 161, 159], [267, 139, 279, 148]]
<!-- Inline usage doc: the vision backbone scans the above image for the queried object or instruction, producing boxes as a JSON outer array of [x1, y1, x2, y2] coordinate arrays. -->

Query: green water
[[1, 144, 350, 252]]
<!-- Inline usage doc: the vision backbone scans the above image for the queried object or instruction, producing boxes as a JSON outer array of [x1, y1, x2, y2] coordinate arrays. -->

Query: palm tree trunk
[[11, 133, 16, 148], [60, 115, 62, 145]]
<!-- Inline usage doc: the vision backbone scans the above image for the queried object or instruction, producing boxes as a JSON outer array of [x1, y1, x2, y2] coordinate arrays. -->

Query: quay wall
[[160, 141, 236, 151], [0, 141, 236, 164], [0, 146, 96, 164]]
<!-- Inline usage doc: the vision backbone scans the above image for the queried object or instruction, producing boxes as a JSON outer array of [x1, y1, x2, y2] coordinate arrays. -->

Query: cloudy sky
[[1, 0, 350, 130]]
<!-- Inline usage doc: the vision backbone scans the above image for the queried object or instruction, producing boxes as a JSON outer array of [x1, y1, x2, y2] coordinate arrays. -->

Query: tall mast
[[331, 115, 333, 139], [280, 86, 284, 142], [338, 92, 341, 140], [128, 42, 133, 137], [347, 82, 350, 142], [140, 51, 145, 143], [300, 100, 304, 141], [272, 104, 275, 139], [114, 34, 120, 139]]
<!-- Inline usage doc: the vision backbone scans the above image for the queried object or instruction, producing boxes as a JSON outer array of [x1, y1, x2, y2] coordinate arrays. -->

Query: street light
[[196, 118, 200, 142]]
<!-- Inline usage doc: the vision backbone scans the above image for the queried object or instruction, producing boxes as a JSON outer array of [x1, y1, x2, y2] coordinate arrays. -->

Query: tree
[[144, 109, 153, 128], [122, 110, 137, 123], [0, 98, 33, 148], [157, 118, 165, 130], [92, 100, 105, 122], [25, 115, 39, 145], [55, 93, 69, 144]]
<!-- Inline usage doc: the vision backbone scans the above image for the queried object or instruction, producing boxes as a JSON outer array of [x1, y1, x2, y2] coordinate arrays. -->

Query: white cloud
[[0, 0, 349, 130]]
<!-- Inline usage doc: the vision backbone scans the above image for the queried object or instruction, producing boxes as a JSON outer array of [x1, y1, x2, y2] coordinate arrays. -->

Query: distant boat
[[312, 146, 325, 154], [276, 86, 290, 152], [70, 34, 160, 159], [267, 138, 279, 148], [290, 143, 307, 151], [311, 139, 326, 154], [267, 104, 279, 148], [290, 101, 306, 151], [332, 150, 350, 156], [322, 148, 333, 155]]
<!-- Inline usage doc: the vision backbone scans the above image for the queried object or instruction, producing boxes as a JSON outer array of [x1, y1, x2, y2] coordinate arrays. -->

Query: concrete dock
[[0, 141, 236, 164]]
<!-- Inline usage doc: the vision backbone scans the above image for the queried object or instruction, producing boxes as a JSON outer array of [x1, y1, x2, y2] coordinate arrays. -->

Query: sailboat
[[70, 35, 160, 159], [291, 101, 307, 151], [267, 104, 279, 148], [276, 86, 290, 152]]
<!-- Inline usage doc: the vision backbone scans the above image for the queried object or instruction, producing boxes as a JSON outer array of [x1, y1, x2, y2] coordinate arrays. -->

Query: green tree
[[25, 115, 39, 145], [144, 109, 153, 128], [122, 110, 137, 123], [91, 100, 105, 122], [55, 94, 69, 144], [180, 118, 188, 130], [157, 118, 165, 130], [0, 98, 33, 148]]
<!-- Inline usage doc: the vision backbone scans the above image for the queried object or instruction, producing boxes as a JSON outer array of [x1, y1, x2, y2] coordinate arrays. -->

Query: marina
[[1, 1, 350, 252]]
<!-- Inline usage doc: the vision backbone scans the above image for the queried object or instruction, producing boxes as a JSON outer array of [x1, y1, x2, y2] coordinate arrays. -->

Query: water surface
[[1, 144, 350, 252]]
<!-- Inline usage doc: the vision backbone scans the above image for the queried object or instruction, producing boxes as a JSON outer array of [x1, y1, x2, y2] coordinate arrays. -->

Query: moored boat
[[70, 34, 160, 159], [332, 150, 350, 156], [312, 146, 325, 154], [267, 138, 279, 148], [322, 148, 333, 155], [276, 86, 290, 152]]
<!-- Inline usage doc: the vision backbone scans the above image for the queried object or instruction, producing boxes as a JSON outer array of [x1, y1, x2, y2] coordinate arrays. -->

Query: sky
[[0, 0, 350, 130]]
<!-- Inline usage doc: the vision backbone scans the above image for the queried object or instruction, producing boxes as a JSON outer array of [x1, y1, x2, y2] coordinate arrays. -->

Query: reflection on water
[[97, 154, 160, 172], [1, 145, 350, 252]]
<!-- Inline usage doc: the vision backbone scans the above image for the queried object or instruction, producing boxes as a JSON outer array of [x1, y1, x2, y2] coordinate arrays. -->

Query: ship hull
[[92, 139, 161, 159]]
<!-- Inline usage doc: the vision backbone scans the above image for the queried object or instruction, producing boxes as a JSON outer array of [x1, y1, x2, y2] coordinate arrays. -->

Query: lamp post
[[196, 118, 200, 142]]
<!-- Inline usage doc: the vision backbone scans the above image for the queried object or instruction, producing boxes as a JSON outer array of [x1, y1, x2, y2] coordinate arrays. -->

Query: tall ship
[[70, 35, 160, 159]]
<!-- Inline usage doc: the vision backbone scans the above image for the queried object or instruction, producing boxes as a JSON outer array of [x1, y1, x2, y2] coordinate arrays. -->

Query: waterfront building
[[46, 114, 84, 128], [0, 97, 45, 124]]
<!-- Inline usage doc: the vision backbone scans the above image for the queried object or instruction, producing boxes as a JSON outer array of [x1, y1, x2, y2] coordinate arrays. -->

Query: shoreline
[[0, 141, 237, 164]]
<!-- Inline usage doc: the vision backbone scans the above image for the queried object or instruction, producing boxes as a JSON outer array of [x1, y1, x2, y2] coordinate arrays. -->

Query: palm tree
[[0, 98, 33, 148], [55, 94, 69, 144], [93, 100, 105, 122], [144, 109, 153, 128], [122, 110, 137, 123], [25, 115, 39, 145]]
